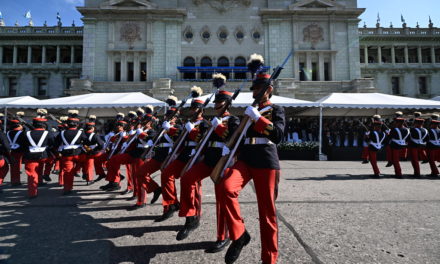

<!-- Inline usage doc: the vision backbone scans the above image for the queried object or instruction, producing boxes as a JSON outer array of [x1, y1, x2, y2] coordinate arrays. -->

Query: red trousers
[[391, 148, 405, 176], [43, 157, 56, 176], [220, 161, 279, 264], [82, 152, 106, 181], [0, 159, 9, 185], [106, 153, 133, 187], [24, 159, 46, 197], [368, 150, 380, 175], [408, 147, 423, 176], [54, 160, 60, 171], [179, 161, 228, 241], [135, 158, 161, 205], [58, 159, 64, 186], [361, 146, 369, 160], [427, 148, 439, 175], [92, 151, 107, 177], [61, 155, 85, 192], [10, 151, 23, 184], [161, 159, 185, 213]]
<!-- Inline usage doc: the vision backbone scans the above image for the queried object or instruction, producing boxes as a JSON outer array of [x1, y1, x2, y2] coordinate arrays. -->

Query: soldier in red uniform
[[389, 117, 410, 178], [131, 96, 180, 210], [82, 121, 104, 184], [408, 117, 428, 177], [7, 118, 25, 186], [176, 89, 239, 254], [155, 87, 209, 222], [55, 115, 88, 195], [365, 116, 387, 177], [0, 125, 10, 192], [427, 114, 440, 176], [17, 118, 54, 198], [219, 73, 285, 264]]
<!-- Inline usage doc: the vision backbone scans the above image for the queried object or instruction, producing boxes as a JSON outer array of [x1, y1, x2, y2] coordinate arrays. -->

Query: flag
[[57, 12, 61, 20], [24, 10, 31, 19]]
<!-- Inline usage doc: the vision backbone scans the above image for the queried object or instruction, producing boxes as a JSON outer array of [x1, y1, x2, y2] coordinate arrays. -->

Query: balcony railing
[[359, 27, 440, 36]]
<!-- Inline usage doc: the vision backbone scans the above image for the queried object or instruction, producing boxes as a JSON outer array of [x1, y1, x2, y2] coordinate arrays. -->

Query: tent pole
[[318, 105, 326, 161], [4, 107, 7, 132]]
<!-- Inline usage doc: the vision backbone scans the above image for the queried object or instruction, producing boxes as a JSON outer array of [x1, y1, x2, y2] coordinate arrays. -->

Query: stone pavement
[[1, 160, 440, 264]]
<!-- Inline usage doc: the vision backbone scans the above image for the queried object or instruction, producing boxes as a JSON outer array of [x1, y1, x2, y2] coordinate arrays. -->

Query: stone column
[[27, 46, 32, 65], [121, 52, 127, 82], [391, 45, 395, 64], [318, 52, 324, 81], [56, 45, 61, 65], [331, 53, 336, 81], [293, 53, 299, 79], [417, 46, 422, 64], [13, 45, 17, 65], [70, 46, 75, 65], [0, 46, 3, 66], [364, 46, 368, 65], [107, 53, 114, 81], [404, 46, 409, 64], [134, 52, 140, 82], [377, 46, 382, 64], [306, 52, 312, 81], [42, 46, 46, 65], [431, 45, 436, 64]]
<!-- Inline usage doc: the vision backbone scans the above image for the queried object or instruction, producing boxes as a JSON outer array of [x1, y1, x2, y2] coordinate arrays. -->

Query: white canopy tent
[[198, 92, 318, 108], [0, 96, 42, 131], [297, 93, 440, 159]]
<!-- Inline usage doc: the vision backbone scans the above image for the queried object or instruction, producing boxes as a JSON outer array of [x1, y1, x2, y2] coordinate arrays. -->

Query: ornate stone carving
[[193, 0, 251, 13], [120, 22, 141, 48], [303, 23, 324, 49]]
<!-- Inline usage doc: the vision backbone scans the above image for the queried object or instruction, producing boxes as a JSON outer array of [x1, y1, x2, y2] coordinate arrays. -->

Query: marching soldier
[[7, 118, 25, 186], [0, 125, 10, 192], [389, 116, 410, 178], [55, 113, 88, 195], [365, 115, 387, 177], [427, 114, 440, 176], [408, 116, 428, 177], [156, 86, 208, 222], [131, 96, 181, 210], [17, 117, 54, 198], [99, 119, 128, 191], [177, 88, 240, 254], [219, 73, 285, 264], [82, 120, 105, 184], [385, 111, 403, 167]]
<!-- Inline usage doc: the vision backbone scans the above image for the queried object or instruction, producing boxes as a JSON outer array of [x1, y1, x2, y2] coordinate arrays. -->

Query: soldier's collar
[[259, 100, 272, 108], [222, 112, 230, 117], [34, 128, 45, 131]]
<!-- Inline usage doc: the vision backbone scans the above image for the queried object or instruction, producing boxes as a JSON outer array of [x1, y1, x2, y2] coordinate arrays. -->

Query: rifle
[[210, 50, 294, 183], [141, 93, 194, 161], [180, 86, 242, 177], [160, 90, 217, 171]]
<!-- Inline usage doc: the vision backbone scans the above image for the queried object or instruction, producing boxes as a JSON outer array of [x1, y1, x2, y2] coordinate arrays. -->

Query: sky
[[0, 0, 438, 28]]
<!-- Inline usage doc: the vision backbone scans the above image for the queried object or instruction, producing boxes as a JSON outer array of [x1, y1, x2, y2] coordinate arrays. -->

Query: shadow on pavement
[[287, 174, 440, 181]]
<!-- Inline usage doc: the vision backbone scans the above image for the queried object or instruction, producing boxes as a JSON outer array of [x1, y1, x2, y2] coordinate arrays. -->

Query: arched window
[[200, 56, 212, 80], [183, 57, 196, 80], [217, 56, 230, 79], [234, 56, 247, 80]]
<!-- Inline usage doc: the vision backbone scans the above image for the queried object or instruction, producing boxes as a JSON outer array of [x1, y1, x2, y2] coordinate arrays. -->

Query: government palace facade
[[0, 0, 439, 101]]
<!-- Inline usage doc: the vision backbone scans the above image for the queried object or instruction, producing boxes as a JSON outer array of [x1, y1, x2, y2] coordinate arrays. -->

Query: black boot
[[361, 159, 369, 164], [43, 175, 52, 182], [100, 182, 114, 190], [94, 174, 106, 183], [205, 238, 231, 253], [106, 182, 121, 192], [385, 162, 393, 167], [127, 203, 146, 211], [225, 230, 251, 264], [120, 189, 133, 195], [154, 203, 180, 222], [150, 187, 162, 204], [176, 216, 200, 241]]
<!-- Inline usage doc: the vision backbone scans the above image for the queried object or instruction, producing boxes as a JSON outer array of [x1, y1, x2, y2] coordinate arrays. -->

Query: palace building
[[0, 0, 439, 101]]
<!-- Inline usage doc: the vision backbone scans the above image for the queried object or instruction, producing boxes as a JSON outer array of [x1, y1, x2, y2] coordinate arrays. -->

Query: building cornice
[[77, 7, 187, 17]]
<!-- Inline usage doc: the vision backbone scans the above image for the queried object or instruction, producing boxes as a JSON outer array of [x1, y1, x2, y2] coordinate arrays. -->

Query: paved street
[[1, 160, 440, 264]]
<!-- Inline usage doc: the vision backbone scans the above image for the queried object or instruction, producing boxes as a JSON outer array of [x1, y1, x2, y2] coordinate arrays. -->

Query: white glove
[[190, 148, 196, 157], [146, 139, 154, 147], [185, 122, 195, 132], [221, 145, 230, 156], [211, 117, 222, 128], [136, 128, 143, 135], [162, 121, 171, 130], [365, 131, 370, 136], [245, 106, 261, 122]]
